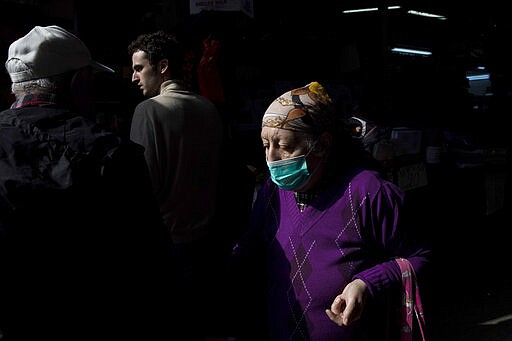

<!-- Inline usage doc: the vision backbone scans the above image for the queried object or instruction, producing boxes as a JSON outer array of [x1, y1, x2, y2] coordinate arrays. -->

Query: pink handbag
[[396, 257, 428, 341]]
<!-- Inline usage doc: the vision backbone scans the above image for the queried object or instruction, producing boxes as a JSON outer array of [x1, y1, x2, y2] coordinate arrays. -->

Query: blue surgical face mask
[[266, 144, 315, 191]]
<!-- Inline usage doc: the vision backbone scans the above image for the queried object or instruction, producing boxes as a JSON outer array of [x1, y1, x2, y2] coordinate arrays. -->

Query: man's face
[[131, 50, 162, 98]]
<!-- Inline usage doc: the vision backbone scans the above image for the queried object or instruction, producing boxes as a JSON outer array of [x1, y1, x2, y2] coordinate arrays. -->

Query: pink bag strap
[[396, 257, 428, 341]]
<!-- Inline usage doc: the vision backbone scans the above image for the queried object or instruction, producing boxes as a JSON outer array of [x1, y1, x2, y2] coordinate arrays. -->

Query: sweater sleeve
[[353, 179, 432, 297]]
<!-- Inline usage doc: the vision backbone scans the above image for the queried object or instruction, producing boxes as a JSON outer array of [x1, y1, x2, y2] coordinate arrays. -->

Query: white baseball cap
[[5, 25, 114, 83]]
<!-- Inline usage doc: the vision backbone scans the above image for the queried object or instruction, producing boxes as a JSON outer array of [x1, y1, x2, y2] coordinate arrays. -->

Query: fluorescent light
[[466, 74, 490, 81], [466, 71, 492, 96], [480, 314, 512, 326], [407, 10, 446, 20], [343, 7, 378, 13], [342, 5, 401, 14], [391, 47, 432, 56]]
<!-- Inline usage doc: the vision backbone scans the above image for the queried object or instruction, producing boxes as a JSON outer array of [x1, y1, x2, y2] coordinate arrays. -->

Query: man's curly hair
[[128, 30, 183, 78]]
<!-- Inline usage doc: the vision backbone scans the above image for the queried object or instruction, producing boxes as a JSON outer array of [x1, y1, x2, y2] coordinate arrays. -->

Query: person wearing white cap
[[0, 25, 173, 340], [5, 25, 115, 118], [6, 25, 114, 82]]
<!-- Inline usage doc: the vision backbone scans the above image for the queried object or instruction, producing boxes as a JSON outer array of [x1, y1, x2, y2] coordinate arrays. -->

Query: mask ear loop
[[298, 139, 324, 190], [305, 139, 319, 158], [310, 132, 333, 162]]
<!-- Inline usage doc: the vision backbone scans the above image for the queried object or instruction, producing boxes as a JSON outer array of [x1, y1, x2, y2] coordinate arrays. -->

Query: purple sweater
[[238, 168, 430, 340]]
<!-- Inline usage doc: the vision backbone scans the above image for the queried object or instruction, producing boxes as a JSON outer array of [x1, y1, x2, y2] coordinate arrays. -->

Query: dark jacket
[[0, 106, 173, 340]]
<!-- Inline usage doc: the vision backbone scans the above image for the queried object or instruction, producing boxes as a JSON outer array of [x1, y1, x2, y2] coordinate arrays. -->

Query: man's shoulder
[[137, 91, 219, 116], [0, 106, 143, 184]]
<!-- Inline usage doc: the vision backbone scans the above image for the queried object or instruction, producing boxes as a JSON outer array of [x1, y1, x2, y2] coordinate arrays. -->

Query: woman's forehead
[[261, 127, 303, 141]]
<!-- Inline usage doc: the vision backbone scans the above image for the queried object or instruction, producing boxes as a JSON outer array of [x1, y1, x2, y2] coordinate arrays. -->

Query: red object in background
[[197, 38, 224, 105]]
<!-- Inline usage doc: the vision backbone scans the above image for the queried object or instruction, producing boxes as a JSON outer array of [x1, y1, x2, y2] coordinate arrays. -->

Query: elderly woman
[[229, 81, 431, 340]]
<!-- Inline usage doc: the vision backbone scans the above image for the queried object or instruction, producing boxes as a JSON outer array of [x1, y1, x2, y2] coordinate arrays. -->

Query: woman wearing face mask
[[228, 81, 432, 340]]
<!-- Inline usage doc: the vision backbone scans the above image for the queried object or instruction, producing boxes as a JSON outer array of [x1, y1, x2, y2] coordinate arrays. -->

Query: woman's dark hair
[[127, 30, 184, 78]]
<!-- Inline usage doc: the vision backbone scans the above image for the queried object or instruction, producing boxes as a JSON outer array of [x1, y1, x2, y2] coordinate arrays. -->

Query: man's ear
[[158, 59, 169, 74]]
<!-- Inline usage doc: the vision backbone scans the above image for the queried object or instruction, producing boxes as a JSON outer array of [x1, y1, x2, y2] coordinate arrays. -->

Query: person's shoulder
[[349, 167, 403, 195], [257, 177, 279, 199], [352, 168, 384, 182], [173, 85, 218, 108], [0, 107, 17, 122], [134, 97, 158, 112], [199, 95, 220, 111], [180, 90, 217, 108]]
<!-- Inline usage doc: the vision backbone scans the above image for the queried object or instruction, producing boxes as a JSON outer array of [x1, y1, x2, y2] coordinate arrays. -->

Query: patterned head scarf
[[262, 81, 336, 134]]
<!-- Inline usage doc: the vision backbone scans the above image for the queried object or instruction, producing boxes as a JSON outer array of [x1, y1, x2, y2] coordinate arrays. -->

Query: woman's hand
[[325, 278, 368, 326]]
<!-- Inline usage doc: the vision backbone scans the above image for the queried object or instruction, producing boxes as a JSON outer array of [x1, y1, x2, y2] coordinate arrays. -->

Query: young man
[[128, 31, 225, 339]]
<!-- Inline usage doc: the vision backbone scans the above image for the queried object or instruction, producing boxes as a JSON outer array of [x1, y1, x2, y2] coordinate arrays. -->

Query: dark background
[[2, 0, 511, 128]]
